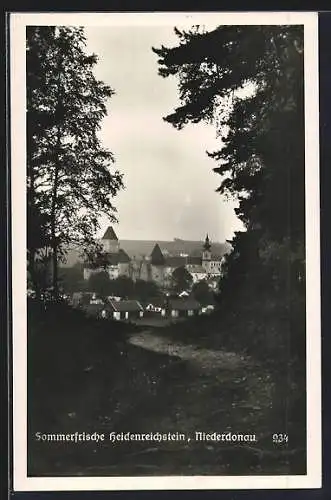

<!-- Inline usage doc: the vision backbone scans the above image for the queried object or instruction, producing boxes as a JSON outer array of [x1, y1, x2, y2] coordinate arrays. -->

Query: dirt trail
[[127, 330, 249, 371]]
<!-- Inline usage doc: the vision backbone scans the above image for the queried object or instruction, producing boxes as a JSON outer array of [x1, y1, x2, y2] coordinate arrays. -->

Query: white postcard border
[[10, 11, 321, 491]]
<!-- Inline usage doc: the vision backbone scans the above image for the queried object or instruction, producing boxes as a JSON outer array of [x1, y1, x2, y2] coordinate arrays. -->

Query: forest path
[[127, 330, 250, 371]]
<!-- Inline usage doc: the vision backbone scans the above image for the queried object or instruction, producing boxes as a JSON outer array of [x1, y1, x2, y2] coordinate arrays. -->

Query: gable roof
[[168, 298, 201, 311], [85, 303, 105, 315], [109, 300, 144, 312], [165, 256, 187, 268], [118, 248, 130, 263], [150, 243, 165, 265], [145, 297, 166, 308], [102, 226, 118, 241], [187, 256, 202, 265], [105, 253, 120, 265]]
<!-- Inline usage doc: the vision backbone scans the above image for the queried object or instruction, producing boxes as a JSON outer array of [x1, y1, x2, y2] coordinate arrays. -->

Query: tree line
[[59, 265, 214, 305]]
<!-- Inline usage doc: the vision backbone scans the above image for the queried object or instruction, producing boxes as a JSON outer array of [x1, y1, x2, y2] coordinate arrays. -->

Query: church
[[83, 226, 224, 288]]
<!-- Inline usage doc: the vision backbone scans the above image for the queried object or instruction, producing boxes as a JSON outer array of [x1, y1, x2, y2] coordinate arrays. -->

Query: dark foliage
[[172, 266, 193, 293], [134, 279, 161, 303], [27, 27, 123, 298], [191, 280, 215, 306], [154, 24, 306, 370], [86, 272, 161, 302]]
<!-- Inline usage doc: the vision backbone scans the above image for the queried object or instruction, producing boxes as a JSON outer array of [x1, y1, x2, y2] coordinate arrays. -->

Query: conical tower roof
[[102, 226, 118, 241], [150, 243, 165, 265], [118, 248, 130, 263]]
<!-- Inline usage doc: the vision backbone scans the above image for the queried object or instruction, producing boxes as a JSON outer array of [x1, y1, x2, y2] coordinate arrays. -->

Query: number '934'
[[272, 433, 289, 443]]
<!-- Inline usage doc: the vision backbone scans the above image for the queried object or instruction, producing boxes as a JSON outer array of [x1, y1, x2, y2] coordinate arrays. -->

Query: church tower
[[202, 234, 212, 261], [202, 234, 212, 273], [101, 226, 120, 253]]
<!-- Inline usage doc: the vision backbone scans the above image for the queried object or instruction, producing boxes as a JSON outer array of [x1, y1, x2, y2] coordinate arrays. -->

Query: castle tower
[[150, 243, 165, 266], [150, 243, 165, 285], [101, 226, 119, 253]]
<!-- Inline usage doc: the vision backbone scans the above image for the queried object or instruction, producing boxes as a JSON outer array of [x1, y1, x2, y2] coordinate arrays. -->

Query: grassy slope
[[154, 291, 307, 471], [28, 299, 306, 476], [28, 302, 183, 475]]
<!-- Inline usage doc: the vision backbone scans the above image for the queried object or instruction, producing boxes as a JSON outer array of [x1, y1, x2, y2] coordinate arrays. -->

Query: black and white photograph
[[10, 12, 321, 491]]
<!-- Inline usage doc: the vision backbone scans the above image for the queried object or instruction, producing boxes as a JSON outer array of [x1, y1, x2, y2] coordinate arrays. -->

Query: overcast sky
[[85, 25, 244, 242]]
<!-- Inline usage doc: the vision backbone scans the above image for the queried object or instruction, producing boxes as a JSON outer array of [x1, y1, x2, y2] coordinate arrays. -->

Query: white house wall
[[191, 272, 207, 283]]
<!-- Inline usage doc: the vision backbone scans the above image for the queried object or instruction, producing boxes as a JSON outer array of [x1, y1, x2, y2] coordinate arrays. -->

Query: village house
[[84, 302, 105, 318], [107, 300, 144, 321], [145, 297, 166, 314], [84, 299, 144, 321], [71, 291, 94, 308], [201, 304, 215, 314], [166, 298, 202, 318]]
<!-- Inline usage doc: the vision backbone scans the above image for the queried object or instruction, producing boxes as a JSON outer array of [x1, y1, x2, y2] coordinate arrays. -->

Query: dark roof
[[187, 256, 202, 265], [165, 256, 187, 268], [109, 300, 144, 312], [145, 297, 166, 308], [102, 226, 118, 241], [85, 303, 104, 315], [118, 248, 130, 263], [150, 244, 165, 265], [104, 253, 119, 265], [168, 298, 201, 311]]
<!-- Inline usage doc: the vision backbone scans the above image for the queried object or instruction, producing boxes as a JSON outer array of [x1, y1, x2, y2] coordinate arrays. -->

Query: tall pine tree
[[27, 26, 123, 298], [153, 25, 305, 298], [154, 28, 307, 439]]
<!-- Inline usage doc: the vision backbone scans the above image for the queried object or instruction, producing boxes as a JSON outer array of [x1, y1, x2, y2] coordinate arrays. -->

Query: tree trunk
[[28, 249, 41, 300], [27, 146, 41, 300], [50, 51, 63, 301], [50, 157, 60, 300]]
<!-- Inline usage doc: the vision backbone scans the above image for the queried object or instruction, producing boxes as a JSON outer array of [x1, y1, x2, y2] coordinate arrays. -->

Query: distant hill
[[60, 239, 232, 268]]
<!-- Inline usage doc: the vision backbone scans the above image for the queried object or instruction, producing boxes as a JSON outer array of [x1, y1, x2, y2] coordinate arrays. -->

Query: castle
[[83, 227, 224, 288]]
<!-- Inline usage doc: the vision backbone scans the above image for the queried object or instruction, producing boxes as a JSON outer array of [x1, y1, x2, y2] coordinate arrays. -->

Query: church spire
[[203, 233, 211, 251]]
